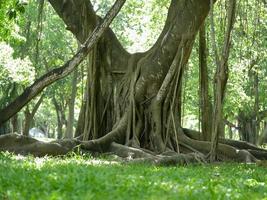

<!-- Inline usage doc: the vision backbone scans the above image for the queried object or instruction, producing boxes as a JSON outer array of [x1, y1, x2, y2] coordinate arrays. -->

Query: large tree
[[1, 0, 267, 164]]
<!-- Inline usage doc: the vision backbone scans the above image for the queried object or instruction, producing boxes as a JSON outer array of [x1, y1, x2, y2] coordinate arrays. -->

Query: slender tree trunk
[[254, 70, 259, 144], [35, 0, 45, 64], [65, 68, 78, 139], [210, 0, 236, 161], [11, 114, 19, 133], [53, 97, 66, 139], [199, 24, 212, 141], [23, 95, 44, 136], [23, 106, 31, 136]]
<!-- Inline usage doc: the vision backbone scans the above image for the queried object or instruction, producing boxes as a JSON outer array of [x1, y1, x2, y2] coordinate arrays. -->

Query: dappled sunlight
[[1, 153, 267, 199]]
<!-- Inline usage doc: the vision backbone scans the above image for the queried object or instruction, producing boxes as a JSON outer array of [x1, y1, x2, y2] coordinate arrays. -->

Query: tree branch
[[0, 0, 126, 126]]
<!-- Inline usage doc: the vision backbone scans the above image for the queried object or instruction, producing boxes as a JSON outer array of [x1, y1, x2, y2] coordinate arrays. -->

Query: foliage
[[92, 0, 169, 52], [180, 0, 267, 133], [0, 0, 79, 135], [0, 42, 35, 108], [0, 42, 34, 85], [0, 0, 27, 43], [0, 152, 267, 200]]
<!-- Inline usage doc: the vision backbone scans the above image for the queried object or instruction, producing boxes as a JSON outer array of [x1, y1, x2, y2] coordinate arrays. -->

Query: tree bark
[[53, 97, 67, 139], [210, 0, 236, 161], [23, 95, 44, 136], [65, 68, 78, 139], [11, 114, 19, 133], [199, 24, 212, 141]]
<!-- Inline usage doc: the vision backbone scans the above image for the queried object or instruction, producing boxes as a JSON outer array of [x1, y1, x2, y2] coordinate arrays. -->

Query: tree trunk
[[238, 112, 257, 144], [199, 24, 212, 141], [210, 0, 236, 161], [53, 97, 66, 139], [258, 122, 267, 145], [23, 95, 44, 136], [11, 114, 19, 133], [65, 68, 78, 139], [23, 106, 31, 136], [254, 70, 259, 144]]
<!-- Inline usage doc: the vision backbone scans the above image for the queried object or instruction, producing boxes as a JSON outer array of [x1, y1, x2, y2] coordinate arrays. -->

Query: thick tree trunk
[[78, 0, 229, 161], [238, 112, 257, 144], [258, 122, 267, 145]]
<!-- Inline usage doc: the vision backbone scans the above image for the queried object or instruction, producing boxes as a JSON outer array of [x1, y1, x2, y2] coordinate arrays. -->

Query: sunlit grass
[[0, 152, 266, 200]]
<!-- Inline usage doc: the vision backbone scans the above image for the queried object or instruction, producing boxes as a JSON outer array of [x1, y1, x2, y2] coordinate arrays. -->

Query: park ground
[[0, 152, 267, 200]]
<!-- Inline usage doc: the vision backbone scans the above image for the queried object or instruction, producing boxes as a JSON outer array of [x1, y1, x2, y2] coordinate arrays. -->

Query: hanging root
[[81, 113, 128, 152]]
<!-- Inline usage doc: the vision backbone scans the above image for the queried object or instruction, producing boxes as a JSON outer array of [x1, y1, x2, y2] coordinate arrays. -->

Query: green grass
[[0, 152, 267, 200]]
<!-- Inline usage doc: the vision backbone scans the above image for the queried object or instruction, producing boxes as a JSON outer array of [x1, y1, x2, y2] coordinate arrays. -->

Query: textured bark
[[254, 69, 260, 143], [23, 95, 44, 136], [259, 122, 267, 145], [210, 0, 236, 161], [199, 24, 212, 141], [76, 0, 242, 163], [238, 112, 257, 144], [11, 115, 19, 133], [65, 68, 78, 139], [52, 96, 68, 139]]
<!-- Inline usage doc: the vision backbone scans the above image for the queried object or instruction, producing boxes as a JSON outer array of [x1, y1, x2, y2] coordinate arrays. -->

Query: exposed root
[[0, 126, 266, 165], [0, 133, 79, 156], [220, 139, 267, 152], [183, 128, 267, 160], [109, 142, 206, 166], [110, 142, 155, 159], [179, 128, 259, 162], [124, 153, 206, 166], [247, 150, 267, 160], [81, 114, 128, 152]]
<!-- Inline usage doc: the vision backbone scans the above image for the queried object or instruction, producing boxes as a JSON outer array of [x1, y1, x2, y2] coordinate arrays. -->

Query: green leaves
[[0, 42, 35, 85], [7, 0, 27, 20]]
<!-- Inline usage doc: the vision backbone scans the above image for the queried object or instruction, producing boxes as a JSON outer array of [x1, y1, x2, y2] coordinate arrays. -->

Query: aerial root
[[107, 142, 206, 166]]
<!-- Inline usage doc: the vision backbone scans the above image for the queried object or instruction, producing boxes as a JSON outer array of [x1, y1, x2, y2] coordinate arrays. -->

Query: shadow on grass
[[0, 152, 266, 200]]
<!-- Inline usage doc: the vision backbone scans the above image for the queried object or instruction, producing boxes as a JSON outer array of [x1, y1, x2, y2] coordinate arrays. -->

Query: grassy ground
[[0, 152, 266, 200]]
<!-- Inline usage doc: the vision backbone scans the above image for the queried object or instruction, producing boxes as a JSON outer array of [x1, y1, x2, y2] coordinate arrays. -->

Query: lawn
[[0, 152, 266, 200]]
